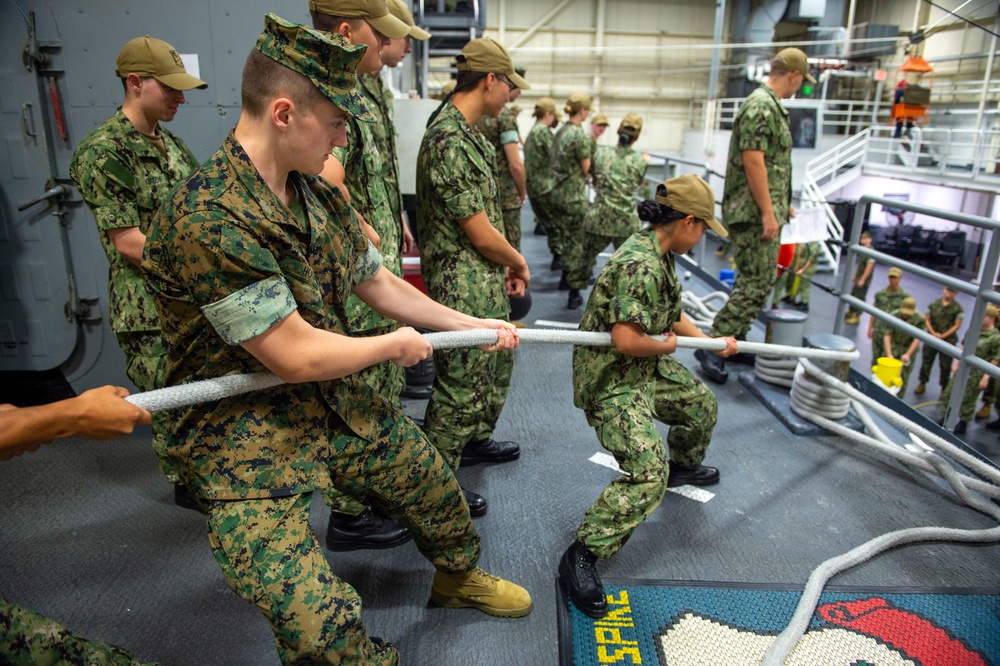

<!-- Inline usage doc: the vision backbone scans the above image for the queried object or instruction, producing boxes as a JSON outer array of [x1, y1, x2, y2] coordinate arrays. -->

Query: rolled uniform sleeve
[[202, 275, 297, 346]]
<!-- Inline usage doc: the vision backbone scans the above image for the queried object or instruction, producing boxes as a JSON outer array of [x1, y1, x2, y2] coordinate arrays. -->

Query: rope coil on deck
[[125, 328, 859, 413]]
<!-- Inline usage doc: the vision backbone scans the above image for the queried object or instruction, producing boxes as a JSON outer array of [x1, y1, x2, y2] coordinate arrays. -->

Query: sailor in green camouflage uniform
[[69, 35, 206, 508], [558, 175, 737, 619], [844, 231, 875, 325], [589, 112, 609, 160], [416, 38, 531, 514], [775, 240, 822, 308], [142, 17, 531, 664], [915, 286, 963, 395], [551, 92, 594, 309], [940, 305, 1000, 433], [873, 296, 924, 394], [868, 267, 911, 361], [524, 97, 561, 260], [312, 0, 424, 552], [476, 99, 526, 251], [573, 113, 647, 287], [697, 48, 813, 384]]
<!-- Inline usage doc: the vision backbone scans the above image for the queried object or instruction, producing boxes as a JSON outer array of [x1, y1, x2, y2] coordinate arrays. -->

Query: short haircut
[[241, 48, 326, 117], [533, 108, 547, 120], [120, 75, 152, 94], [310, 12, 365, 35], [770, 55, 791, 77]]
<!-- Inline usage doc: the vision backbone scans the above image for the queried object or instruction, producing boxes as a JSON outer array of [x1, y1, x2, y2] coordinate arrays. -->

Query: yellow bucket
[[872, 357, 903, 388]]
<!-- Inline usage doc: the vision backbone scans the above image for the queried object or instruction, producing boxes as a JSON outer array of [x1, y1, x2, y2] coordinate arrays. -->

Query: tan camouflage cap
[[565, 92, 591, 113], [888, 266, 902, 277], [619, 112, 642, 137], [456, 38, 530, 89], [987, 304, 999, 319], [386, 0, 431, 40], [308, 0, 410, 40], [655, 174, 726, 238], [591, 112, 609, 126], [899, 297, 916, 317], [534, 96, 561, 118], [775, 47, 816, 83], [255, 13, 374, 122], [115, 36, 208, 90]]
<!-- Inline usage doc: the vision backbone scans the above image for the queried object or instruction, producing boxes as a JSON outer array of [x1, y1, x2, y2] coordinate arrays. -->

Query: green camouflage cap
[[255, 13, 374, 122]]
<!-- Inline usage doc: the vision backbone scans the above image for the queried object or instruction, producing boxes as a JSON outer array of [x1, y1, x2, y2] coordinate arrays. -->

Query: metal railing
[[834, 194, 1000, 430], [641, 152, 726, 266]]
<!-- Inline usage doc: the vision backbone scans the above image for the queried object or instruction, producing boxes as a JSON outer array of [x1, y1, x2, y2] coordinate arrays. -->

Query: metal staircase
[[802, 125, 1000, 275], [413, 0, 486, 97]]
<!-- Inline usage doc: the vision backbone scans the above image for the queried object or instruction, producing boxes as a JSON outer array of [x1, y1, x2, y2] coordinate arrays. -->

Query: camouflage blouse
[[415, 102, 509, 319], [524, 121, 556, 199], [550, 122, 591, 210], [70, 109, 199, 339], [573, 229, 682, 415], [926, 297, 964, 342], [476, 106, 522, 211], [722, 86, 792, 230], [143, 132, 395, 500], [582, 144, 647, 238], [358, 72, 404, 228]]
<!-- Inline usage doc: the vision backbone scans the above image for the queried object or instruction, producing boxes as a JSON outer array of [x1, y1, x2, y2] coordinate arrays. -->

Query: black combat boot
[[559, 541, 608, 618], [460, 438, 520, 466], [326, 509, 413, 551], [694, 348, 728, 384]]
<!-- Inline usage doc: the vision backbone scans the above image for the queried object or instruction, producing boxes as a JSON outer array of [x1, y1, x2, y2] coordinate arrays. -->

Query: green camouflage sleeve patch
[[355, 241, 383, 283], [201, 274, 297, 345]]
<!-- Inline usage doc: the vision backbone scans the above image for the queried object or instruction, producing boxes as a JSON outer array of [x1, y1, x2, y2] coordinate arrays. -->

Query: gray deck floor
[[2, 208, 998, 665]]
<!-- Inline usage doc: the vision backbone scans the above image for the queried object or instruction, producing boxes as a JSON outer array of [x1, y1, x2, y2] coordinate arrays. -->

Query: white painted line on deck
[[588, 452, 714, 503], [534, 319, 580, 329]]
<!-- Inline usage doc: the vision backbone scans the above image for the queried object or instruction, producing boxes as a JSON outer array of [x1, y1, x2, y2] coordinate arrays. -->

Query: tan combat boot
[[913, 382, 925, 395], [975, 403, 992, 420], [430, 567, 533, 618]]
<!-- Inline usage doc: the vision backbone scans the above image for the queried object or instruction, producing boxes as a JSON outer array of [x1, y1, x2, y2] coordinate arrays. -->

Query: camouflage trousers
[[558, 201, 591, 290], [577, 357, 718, 560], [941, 368, 985, 423], [565, 232, 631, 291], [919, 336, 958, 391], [774, 267, 818, 305], [710, 224, 780, 338], [422, 346, 514, 470], [207, 413, 478, 664], [887, 341, 918, 394], [323, 328, 406, 517], [0, 597, 154, 666], [529, 192, 560, 257], [503, 206, 521, 253], [846, 282, 872, 317], [120, 333, 179, 485]]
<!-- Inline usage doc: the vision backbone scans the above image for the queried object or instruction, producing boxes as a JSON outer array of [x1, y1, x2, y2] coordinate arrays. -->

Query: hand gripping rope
[[123, 328, 859, 413], [121, 329, 999, 663]]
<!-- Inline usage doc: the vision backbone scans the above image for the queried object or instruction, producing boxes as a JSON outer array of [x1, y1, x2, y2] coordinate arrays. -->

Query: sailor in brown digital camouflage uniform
[[143, 15, 532, 665]]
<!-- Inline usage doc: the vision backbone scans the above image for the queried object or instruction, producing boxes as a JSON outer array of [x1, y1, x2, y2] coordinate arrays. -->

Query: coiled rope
[[761, 357, 1000, 666], [125, 328, 859, 413]]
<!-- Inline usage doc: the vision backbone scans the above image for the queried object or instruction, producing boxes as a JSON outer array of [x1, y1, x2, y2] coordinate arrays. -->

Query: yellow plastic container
[[872, 357, 903, 388]]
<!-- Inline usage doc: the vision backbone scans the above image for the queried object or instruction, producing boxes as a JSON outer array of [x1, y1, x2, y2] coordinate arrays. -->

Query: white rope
[[127, 329, 859, 413], [761, 357, 1000, 666]]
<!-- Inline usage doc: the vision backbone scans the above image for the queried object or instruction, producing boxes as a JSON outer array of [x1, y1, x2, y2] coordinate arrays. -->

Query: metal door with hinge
[[0, 7, 90, 373]]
